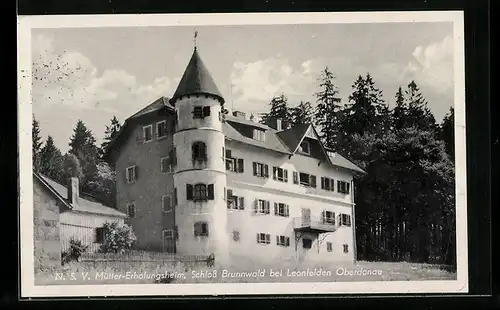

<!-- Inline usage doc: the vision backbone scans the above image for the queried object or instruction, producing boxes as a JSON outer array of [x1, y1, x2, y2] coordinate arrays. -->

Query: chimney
[[67, 177, 79, 205], [276, 119, 282, 131], [232, 110, 246, 119]]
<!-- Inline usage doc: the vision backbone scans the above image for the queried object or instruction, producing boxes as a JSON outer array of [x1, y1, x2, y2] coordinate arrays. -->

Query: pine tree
[[68, 120, 99, 190], [260, 93, 292, 128], [392, 86, 407, 130], [100, 116, 122, 157], [440, 107, 455, 162], [62, 153, 84, 180], [290, 101, 314, 127], [32, 115, 43, 171], [404, 81, 437, 132], [39, 136, 64, 182], [314, 67, 343, 150]]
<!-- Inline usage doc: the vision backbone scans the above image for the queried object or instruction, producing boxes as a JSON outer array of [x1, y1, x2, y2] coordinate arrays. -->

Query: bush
[[99, 222, 137, 254], [62, 237, 88, 265]]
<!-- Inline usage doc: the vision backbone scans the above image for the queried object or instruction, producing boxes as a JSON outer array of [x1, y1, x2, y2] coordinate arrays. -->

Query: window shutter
[[286, 205, 289, 217], [174, 188, 178, 206], [310, 175, 316, 188], [226, 149, 232, 159], [274, 202, 278, 215], [237, 158, 244, 173], [338, 214, 342, 226], [227, 189, 233, 200], [264, 164, 269, 178], [284, 169, 288, 182], [321, 177, 325, 189], [273, 167, 277, 180], [347, 215, 352, 226], [293, 171, 298, 184], [207, 184, 214, 200], [276, 235, 280, 245], [265, 201, 270, 214], [186, 184, 193, 200], [202, 143, 207, 160], [172, 148, 177, 165], [286, 237, 290, 246], [346, 182, 351, 194], [253, 199, 258, 213], [222, 147, 225, 161], [256, 233, 260, 243], [238, 197, 244, 209], [203, 106, 211, 117], [134, 166, 139, 181], [253, 162, 257, 176], [266, 234, 270, 243]]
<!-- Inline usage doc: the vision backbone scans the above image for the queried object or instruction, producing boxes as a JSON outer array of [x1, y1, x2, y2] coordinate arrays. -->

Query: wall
[[59, 211, 125, 253], [114, 112, 176, 251], [33, 178, 61, 270]]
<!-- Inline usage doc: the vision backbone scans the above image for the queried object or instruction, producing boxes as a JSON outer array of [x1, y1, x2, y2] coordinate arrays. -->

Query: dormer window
[[253, 129, 266, 141], [193, 106, 211, 119], [299, 140, 310, 154], [192, 141, 207, 161]]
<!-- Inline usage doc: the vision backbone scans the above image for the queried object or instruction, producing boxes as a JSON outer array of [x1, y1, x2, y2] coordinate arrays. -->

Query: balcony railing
[[293, 216, 336, 233]]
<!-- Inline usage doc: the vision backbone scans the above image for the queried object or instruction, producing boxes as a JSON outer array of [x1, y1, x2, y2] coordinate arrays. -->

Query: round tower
[[170, 46, 229, 265]]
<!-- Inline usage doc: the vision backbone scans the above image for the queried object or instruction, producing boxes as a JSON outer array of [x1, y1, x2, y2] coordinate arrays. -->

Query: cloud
[[403, 36, 454, 95]]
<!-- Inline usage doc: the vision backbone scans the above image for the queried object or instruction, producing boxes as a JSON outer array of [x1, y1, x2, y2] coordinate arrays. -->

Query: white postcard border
[[18, 11, 467, 297]]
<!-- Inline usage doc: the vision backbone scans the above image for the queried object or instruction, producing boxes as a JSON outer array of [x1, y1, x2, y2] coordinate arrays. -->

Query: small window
[[161, 157, 172, 173], [194, 222, 209, 237], [143, 125, 153, 142], [273, 167, 288, 182], [298, 172, 316, 188], [186, 183, 214, 201], [256, 233, 271, 244], [327, 242, 333, 252], [322, 211, 335, 225], [203, 106, 211, 117], [299, 140, 310, 154], [276, 235, 290, 247], [125, 166, 137, 184], [193, 106, 204, 119], [233, 230, 240, 242], [95, 227, 108, 243], [192, 141, 207, 161], [163, 229, 174, 240], [194, 184, 207, 201], [340, 214, 352, 227], [338, 181, 351, 194], [274, 203, 289, 217], [255, 199, 270, 214], [162, 195, 172, 213], [156, 121, 167, 139], [127, 203, 136, 218], [302, 238, 312, 249], [321, 177, 335, 191], [227, 192, 244, 210], [253, 129, 266, 141], [343, 244, 349, 253], [253, 162, 269, 178]]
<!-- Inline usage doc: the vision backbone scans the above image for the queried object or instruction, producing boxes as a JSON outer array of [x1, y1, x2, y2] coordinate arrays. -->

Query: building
[[103, 44, 365, 265], [33, 171, 128, 270]]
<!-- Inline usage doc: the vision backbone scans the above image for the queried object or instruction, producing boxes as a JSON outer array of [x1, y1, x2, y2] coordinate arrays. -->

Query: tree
[[98, 222, 137, 254], [260, 93, 292, 128], [86, 162, 117, 208], [39, 136, 64, 182], [100, 115, 122, 157], [392, 86, 407, 131], [314, 67, 343, 150], [62, 153, 84, 181], [290, 101, 314, 127], [404, 81, 437, 132], [68, 120, 100, 191], [32, 115, 43, 171], [440, 107, 455, 162]]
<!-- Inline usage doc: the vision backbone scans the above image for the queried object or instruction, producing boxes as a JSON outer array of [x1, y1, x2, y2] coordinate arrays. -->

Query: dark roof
[[169, 48, 224, 105], [276, 123, 311, 153], [328, 153, 366, 174], [224, 114, 269, 130], [129, 96, 173, 119], [223, 122, 291, 154], [35, 172, 128, 218]]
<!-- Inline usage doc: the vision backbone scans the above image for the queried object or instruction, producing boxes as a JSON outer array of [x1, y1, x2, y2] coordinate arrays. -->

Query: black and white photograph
[[18, 11, 467, 297]]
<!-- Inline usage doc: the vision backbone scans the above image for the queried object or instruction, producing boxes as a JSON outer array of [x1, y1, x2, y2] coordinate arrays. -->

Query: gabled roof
[[276, 123, 311, 153], [34, 172, 128, 218], [223, 121, 291, 154], [328, 152, 366, 174], [169, 48, 224, 105]]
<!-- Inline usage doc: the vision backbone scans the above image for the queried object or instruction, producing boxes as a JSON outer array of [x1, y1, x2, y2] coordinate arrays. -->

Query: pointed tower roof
[[169, 47, 225, 105]]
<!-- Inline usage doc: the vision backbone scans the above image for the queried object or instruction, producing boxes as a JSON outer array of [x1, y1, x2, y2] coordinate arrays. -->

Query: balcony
[[293, 216, 336, 233]]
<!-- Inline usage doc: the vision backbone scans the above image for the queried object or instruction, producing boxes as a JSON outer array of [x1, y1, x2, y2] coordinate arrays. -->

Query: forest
[[32, 66, 456, 268]]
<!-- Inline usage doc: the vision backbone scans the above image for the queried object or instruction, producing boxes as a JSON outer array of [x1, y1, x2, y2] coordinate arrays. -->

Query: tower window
[[193, 106, 211, 119], [186, 183, 214, 201], [192, 141, 207, 161]]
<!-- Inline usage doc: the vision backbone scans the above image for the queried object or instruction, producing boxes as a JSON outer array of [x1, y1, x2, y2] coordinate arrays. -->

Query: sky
[[31, 22, 455, 154]]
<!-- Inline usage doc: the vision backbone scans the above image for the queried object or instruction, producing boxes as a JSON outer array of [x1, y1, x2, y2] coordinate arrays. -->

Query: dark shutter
[[310, 175, 317, 188], [285, 205, 289, 217], [203, 106, 211, 117], [293, 171, 298, 184], [134, 166, 139, 180], [226, 149, 232, 159], [273, 167, 277, 180], [256, 233, 260, 243], [207, 184, 214, 200], [346, 182, 351, 194], [239, 197, 244, 210], [265, 201, 270, 214], [321, 177, 325, 189], [172, 147, 177, 165], [264, 165, 269, 178], [186, 184, 193, 200], [274, 202, 278, 215], [286, 237, 290, 246], [276, 235, 280, 245], [222, 147, 225, 160], [284, 169, 288, 182], [174, 188, 178, 205], [338, 214, 342, 226], [237, 158, 244, 173], [253, 162, 257, 176]]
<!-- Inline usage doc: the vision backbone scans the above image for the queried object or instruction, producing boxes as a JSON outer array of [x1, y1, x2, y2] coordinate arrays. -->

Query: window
[[125, 166, 137, 184], [127, 203, 136, 218], [299, 140, 310, 154], [273, 167, 288, 182], [226, 190, 244, 210], [343, 244, 349, 253], [321, 177, 335, 191], [193, 106, 211, 119], [327, 242, 333, 252], [232, 230, 240, 242], [143, 125, 153, 142], [340, 214, 352, 227], [161, 157, 172, 173], [95, 227, 108, 243], [156, 121, 167, 139], [186, 183, 214, 201], [192, 141, 207, 161], [302, 238, 312, 249], [322, 211, 335, 225], [256, 233, 271, 244], [274, 203, 289, 217], [194, 222, 209, 237], [295, 172, 316, 188], [338, 181, 351, 194], [225, 149, 244, 173], [162, 195, 172, 213], [163, 229, 174, 239], [255, 199, 270, 214], [253, 162, 269, 178], [276, 235, 290, 247], [253, 129, 266, 141]]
